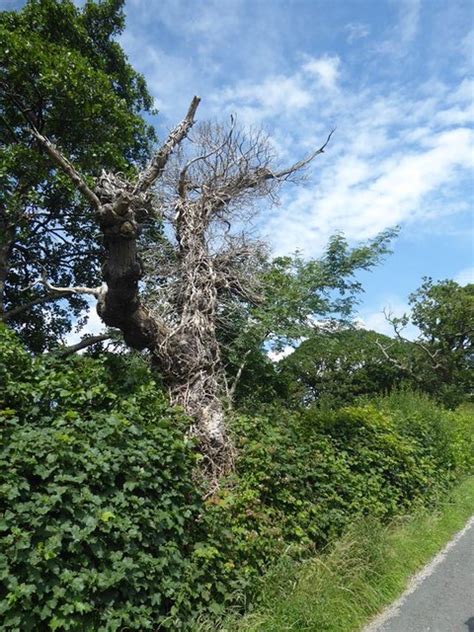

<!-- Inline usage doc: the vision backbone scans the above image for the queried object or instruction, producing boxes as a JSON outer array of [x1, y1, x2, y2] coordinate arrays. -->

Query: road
[[364, 516, 474, 632]]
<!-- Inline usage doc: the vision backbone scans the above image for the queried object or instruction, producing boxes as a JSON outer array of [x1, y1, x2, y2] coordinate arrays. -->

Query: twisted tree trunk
[[162, 197, 231, 471], [15, 96, 331, 479]]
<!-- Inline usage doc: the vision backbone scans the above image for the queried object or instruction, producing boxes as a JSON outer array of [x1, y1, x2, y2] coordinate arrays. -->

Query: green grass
[[202, 475, 474, 632]]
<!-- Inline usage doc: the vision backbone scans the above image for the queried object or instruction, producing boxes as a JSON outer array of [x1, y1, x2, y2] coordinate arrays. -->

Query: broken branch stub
[[19, 96, 332, 480]]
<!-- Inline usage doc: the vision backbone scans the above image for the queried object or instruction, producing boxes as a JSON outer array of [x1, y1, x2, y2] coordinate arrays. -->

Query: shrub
[[375, 390, 474, 479], [0, 326, 202, 630], [198, 394, 473, 606], [1, 326, 472, 629]]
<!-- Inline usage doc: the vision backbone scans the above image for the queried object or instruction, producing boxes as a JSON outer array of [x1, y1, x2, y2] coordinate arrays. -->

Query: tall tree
[[0, 0, 155, 350], [220, 231, 397, 402], [377, 278, 474, 407], [278, 328, 408, 408], [14, 104, 396, 475]]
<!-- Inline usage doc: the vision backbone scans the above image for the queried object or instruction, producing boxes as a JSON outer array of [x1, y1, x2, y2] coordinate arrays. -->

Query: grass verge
[[204, 475, 474, 632]]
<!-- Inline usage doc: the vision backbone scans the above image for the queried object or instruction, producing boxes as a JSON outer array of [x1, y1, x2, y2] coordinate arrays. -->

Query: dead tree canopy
[[17, 96, 332, 477]]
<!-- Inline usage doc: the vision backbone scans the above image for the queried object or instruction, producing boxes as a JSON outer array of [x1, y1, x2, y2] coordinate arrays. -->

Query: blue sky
[[114, 0, 473, 335], [3, 0, 473, 340]]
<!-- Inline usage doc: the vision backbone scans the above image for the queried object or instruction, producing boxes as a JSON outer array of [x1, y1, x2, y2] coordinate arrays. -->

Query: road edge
[[362, 514, 474, 632]]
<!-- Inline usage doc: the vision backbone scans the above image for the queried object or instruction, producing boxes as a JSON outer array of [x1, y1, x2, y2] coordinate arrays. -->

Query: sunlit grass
[[202, 475, 474, 632]]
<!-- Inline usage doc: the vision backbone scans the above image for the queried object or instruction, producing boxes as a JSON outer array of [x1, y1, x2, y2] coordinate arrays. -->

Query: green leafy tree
[[222, 231, 397, 402], [381, 278, 474, 407], [6, 62, 396, 472], [0, 0, 155, 350], [278, 328, 409, 408]]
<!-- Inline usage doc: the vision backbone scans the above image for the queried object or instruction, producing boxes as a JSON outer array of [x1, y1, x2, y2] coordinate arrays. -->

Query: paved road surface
[[364, 517, 474, 632]]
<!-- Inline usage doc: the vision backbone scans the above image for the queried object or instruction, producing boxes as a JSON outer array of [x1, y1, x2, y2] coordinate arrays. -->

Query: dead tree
[[18, 97, 332, 477]]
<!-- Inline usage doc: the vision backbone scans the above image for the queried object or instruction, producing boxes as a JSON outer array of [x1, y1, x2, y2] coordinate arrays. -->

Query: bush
[[198, 394, 473, 606], [375, 390, 474, 479], [0, 326, 202, 630], [1, 326, 472, 629]]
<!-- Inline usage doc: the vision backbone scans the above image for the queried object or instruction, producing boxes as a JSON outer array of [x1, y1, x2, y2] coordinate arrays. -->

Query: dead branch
[[227, 348, 252, 402], [271, 129, 336, 180], [380, 309, 446, 374], [28, 128, 100, 209], [1, 290, 71, 321], [1, 271, 103, 321], [375, 338, 413, 375], [178, 116, 236, 200], [55, 333, 112, 356], [134, 96, 201, 194], [41, 277, 103, 298]]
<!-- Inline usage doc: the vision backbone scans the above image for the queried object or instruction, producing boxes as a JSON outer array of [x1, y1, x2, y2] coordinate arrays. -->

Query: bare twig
[[55, 334, 112, 356], [271, 129, 336, 180]]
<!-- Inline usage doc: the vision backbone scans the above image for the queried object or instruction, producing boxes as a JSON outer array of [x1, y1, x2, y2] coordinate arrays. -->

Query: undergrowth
[[202, 475, 474, 631], [0, 326, 472, 630]]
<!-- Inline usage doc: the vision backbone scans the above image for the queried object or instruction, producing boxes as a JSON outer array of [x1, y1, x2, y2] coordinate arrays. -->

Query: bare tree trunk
[[167, 370, 231, 476], [152, 197, 233, 474], [16, 96, 331, 481]]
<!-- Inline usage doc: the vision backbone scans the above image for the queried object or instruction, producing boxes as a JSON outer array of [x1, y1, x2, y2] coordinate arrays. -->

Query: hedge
[[1, 325, 472, 629]]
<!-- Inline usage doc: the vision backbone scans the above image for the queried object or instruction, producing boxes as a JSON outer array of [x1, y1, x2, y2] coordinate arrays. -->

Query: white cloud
[[433, 102, 474, 126], [454, 266, 474, 286], [302, 54, 341, 90], [358, 297, 419, 340], [267, 346, 295, 362], [214, 74, 313, 125], [376, 0, 421, 57], [203, 48, 473, 258], [398, 0, 421, 43], [345, 22, 370, 44], [118, 31, 204, 121], [209, 54, 342, 127], [262, 78, 474, 255]]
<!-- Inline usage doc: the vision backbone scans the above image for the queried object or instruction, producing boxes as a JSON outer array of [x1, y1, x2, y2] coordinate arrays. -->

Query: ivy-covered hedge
[[0, 326, 472, 630], [197, 395, 473, 599], [0, 326, 203, 630]]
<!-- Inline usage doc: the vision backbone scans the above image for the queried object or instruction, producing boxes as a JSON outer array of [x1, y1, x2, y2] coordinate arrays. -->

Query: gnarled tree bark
[[16, 97, 331, 478]]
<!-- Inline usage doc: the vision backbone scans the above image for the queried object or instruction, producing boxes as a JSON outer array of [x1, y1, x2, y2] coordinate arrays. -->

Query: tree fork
[[18, 96, 238, 476], [16, 96, 334, 480]]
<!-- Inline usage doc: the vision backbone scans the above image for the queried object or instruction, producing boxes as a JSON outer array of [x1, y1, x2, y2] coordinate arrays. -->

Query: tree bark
[[14, 99, 332, 480], [0, 213, 15, 316]]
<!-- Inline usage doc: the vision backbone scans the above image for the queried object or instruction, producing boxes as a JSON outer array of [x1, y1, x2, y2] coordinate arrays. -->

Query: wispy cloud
[[375, 0, 421, 57], [302, 54, 341, 90], [454, 266, 474, 286], [211, 73, 314, 126], [277, 125, 472, 252], [345, 22, 370, 44], [207, 52, 473, 256]]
